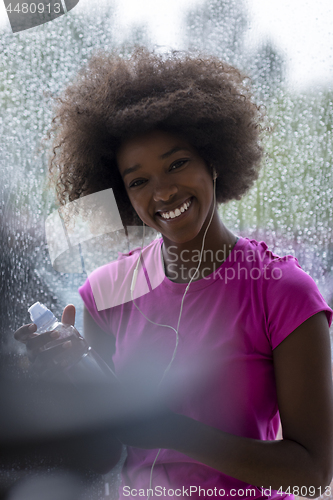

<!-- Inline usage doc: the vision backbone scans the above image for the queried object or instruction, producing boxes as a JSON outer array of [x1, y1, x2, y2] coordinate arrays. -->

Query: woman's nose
[[152, 178, 178, 202]]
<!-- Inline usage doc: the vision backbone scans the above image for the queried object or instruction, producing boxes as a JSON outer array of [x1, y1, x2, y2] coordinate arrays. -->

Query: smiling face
[[116, 130, 216, 246]]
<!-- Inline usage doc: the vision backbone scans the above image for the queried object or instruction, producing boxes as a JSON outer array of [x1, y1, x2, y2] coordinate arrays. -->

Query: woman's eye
[[129, 179, 146, 188], [170, 159, 188, 170]]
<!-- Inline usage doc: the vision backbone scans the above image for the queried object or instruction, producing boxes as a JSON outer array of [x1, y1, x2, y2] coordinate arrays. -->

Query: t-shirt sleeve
[[262, 256, 333, 349], [79, 277, 112, 334]]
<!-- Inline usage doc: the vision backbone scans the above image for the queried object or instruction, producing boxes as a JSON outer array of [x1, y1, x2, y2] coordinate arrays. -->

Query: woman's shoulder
[[234, 237, 297, 268], [235, 238, 333, 347], [236, 236, 328, 298], [79, 237, 164, 312]]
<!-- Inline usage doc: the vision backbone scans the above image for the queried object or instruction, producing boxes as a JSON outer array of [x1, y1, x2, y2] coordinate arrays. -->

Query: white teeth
[[160, 199, 191, 219]]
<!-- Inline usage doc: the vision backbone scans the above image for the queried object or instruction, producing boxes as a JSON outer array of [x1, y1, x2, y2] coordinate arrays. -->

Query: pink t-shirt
[[79, 237, 332, 500]]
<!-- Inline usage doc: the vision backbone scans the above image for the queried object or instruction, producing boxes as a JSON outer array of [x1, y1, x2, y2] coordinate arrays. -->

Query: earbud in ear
[[212, 169, 218, 181]]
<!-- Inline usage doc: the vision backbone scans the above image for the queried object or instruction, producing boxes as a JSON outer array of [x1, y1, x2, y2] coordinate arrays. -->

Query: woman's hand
[[13, 305, 124, 473], [14, 305, 86, 376]]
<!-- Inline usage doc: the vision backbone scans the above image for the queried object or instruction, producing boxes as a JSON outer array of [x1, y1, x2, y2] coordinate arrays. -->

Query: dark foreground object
[[0, 378, 168, 499]]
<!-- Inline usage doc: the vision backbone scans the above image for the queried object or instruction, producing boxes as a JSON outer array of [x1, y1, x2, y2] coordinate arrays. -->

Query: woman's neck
[[161, 212, 237, 284]]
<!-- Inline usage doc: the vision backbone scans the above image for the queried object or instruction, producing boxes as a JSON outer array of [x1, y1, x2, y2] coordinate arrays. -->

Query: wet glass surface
[[0, 0, 332, 497]]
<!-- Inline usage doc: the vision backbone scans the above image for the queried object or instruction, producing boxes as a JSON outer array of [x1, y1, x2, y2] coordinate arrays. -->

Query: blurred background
[[0, 0, 332, 496]]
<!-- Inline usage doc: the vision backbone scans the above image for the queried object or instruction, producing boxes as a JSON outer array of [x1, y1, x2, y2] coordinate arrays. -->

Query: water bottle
[[28, 302, 118, 385]]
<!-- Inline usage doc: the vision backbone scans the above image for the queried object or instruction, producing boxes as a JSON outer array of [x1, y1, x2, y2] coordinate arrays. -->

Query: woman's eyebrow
[[160, 146, 191, 159], [122, 164, 141, 178]]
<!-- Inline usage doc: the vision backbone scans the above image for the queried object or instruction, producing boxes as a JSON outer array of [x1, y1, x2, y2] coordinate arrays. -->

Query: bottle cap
[[28, 302, 56, 330]]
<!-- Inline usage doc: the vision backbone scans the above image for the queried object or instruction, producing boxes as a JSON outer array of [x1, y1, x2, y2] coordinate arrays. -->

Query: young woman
[[15, 49, 333, 499]]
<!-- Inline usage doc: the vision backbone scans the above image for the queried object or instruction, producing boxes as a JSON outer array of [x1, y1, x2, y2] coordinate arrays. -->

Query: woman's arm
[[13, 305, 123, 474], [119, 311, 333, 496]]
